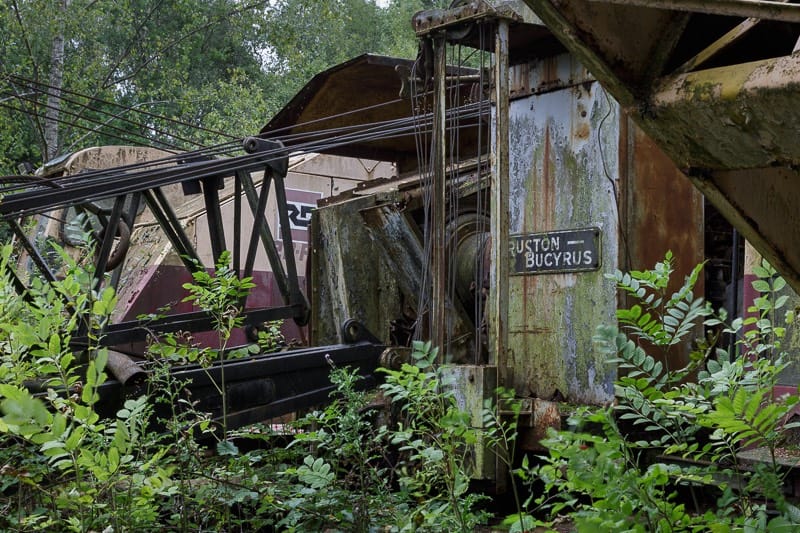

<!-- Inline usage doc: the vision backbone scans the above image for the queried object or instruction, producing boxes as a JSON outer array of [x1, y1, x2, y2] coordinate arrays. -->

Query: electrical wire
[[7, 73, 236, 141], [0, 98, 485, 202], [0, 91, 190, 152], [2, 71, 483, 177], [411, 49, 434, 344], [0, 99, 185, 152], [5, 72, 481, 160], [445, 43, 462, 356]]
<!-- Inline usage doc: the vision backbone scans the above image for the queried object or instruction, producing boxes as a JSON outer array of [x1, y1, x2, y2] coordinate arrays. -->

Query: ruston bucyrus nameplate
[[509, 227, 601, 275]]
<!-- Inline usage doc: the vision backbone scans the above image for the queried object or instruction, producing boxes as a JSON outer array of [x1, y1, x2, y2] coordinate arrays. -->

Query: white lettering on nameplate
[[509, 228, 601, 275]]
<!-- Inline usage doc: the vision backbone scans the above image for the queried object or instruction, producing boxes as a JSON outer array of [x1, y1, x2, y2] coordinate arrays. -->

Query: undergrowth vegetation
[[0, 246, 496, 532], [519, 252, 800, 532], [2, 244, 800, 532]]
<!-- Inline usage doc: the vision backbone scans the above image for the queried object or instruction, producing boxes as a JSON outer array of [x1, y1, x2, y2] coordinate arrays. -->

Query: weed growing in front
[[521, 253, 800, 531], [0, 244, 497, 532]]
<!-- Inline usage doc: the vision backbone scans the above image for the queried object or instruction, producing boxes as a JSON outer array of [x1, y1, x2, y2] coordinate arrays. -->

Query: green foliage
[[0, 241, 500, 530], [523, 253, 800, 531], [0, 244, 171, 532], [182, 250, 255, 344], [266, 363, 402, 532], [8, 238, 800, 532], [611, 250, 710, 367], [535, 410, 702, 532], [255, 320, 286, 353], [0, 0, 446, 174], [380, 341, 490, 532]]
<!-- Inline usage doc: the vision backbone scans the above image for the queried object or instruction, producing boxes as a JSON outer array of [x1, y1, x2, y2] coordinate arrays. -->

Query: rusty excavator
[[3, 0, 800, 489]]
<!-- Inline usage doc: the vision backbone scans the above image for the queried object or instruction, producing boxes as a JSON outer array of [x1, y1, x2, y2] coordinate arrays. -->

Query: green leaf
[[0, 386, 52, 435], [297, 456, 334, 489], [217, 440, 240, 456], [752, 264, 771, 278], [108, 446, 120, 473]]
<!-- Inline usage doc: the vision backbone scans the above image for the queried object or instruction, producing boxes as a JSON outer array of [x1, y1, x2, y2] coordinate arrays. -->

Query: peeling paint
[[506, 54, 618, 404]]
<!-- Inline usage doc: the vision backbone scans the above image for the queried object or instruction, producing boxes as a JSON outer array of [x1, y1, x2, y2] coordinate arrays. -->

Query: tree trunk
[[44, 0, 69, 161]]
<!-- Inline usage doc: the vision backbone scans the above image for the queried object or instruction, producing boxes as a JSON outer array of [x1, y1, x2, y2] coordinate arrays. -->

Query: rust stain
[[625, 119, 704, 371], [540, 56, 559, 90], [574, 121, 590, 140], [508, 63, 619, 406], [519, 398, 561, 451], [510, 62, 530, 98]]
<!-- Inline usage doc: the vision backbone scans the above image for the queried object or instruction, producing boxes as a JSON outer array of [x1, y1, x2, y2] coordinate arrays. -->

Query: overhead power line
[[7, 74, 237, 141]]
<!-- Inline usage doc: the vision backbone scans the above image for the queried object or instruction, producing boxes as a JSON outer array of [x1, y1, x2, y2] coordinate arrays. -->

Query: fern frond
[[702, 388, 788, 449]]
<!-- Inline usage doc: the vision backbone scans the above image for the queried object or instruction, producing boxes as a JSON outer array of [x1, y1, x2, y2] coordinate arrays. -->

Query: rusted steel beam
[[688, 167, 800, 295], [93, 327, 387, 426], [648, 53, 800, 169], [142, 188, 202, 272], [238, 169, 290, 302], [233, 173, 242, 274], [9, 219, 58, 284], [92, 195, 125, 284], [641, 12, 691, 83], [490, 19, 510, 376], [109, 192, 142, 291], [0, 154, 269, 219], [586, 0, 800, 23], [674, 17, 764, 75], [74, 304, 304, 347], [413, 1, 492, 34], [412, 0, 526, 35], [202, 176, 227, 265], [432, 34, 448, 355], [523, 0, 638, 107], [272, 172, 310, 325]]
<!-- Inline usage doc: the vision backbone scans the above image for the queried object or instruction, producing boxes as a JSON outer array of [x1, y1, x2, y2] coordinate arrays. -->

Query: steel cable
[[0, 108, 486, 218]]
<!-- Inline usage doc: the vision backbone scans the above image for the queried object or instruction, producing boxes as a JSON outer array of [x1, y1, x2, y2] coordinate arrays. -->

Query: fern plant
[[595, 252, 712, 452]]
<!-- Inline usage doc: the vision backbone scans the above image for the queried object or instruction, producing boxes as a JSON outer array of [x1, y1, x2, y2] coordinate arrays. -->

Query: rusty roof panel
[[261, 54, 485, 172]]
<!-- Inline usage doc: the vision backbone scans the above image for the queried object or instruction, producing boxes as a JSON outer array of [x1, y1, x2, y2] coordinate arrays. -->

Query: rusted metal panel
[[412, 0, 544, 34], [412, 1, 564, 63], [261, 54, 483, 174], [505, 53, 618, 404], [311, 179, 480, 361], [518, 398, 561, 451], [491, 20, 511, 382], [311, 193, 400, 345], [586, 0, 800, 23], [440, 365, 498, 480], [522, 0, 800, 296], [509, 53, 595, 99], [620, 117, 705, 370], [524, 0, 683, 97]]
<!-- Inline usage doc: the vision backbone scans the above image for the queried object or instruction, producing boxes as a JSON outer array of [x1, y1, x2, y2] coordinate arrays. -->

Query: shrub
[[523, 253, 800, 531]]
